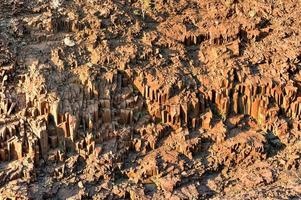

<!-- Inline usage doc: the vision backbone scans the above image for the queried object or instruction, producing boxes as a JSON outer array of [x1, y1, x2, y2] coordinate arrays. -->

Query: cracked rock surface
[[0, 0, 301, 199]]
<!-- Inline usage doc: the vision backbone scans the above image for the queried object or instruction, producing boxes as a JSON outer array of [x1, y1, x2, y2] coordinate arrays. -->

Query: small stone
[[51, 0, 63, 9], [78, 181, 84, 188], [64, 37, 76, 47], [249, 10, 257, 18]]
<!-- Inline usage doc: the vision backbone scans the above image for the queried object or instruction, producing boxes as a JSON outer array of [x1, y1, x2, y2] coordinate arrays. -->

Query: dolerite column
[[32, 119, 48, 159], [51, 100, 60, 125]]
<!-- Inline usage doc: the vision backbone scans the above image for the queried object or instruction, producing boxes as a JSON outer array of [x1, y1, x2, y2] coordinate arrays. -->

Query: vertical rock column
[[68, 114, 78, 141], [51, 100, 60, 125], [30, 118, 49, 159]]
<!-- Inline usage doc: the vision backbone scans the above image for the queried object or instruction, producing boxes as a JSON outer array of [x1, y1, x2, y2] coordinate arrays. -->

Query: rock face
[[0, 0, 301, 199]]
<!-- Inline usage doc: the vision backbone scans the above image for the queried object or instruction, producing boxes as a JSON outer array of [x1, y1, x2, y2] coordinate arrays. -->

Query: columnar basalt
[[1, 0, 301, 199]]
